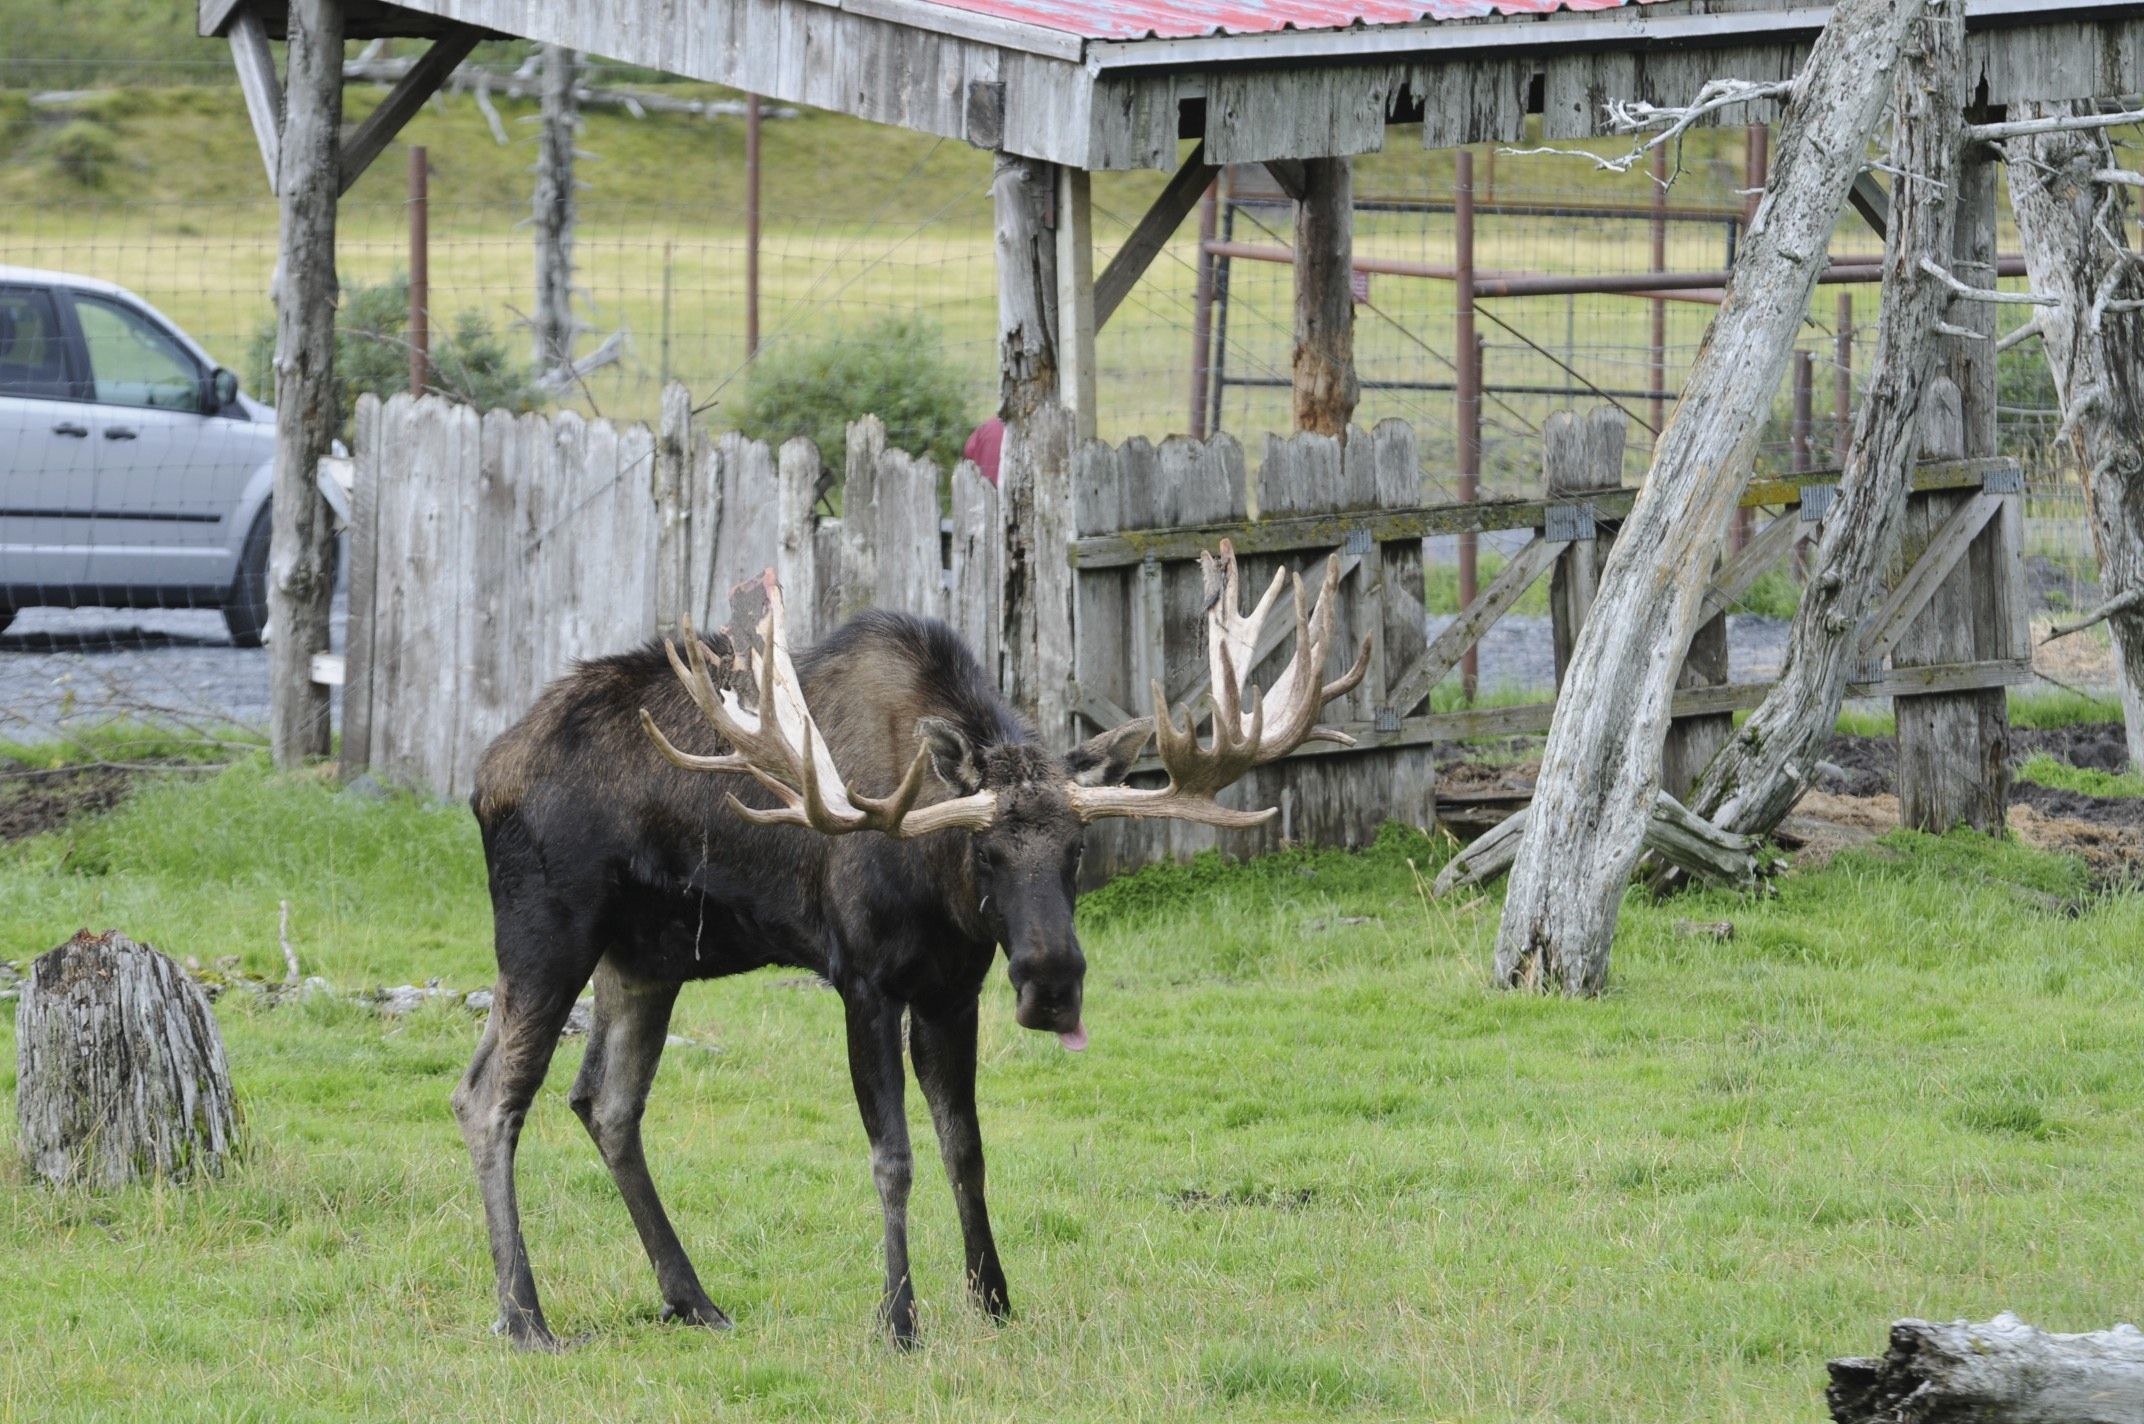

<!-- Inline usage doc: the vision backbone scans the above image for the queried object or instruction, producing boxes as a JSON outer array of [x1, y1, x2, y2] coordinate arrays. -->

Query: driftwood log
[[16, 930, 239, 1190], [1493, 0, 1921, 994], [2004, 105, 2144, 770], [1675, 0, 1964, 848], [1829, 1314, 2144, 1422]]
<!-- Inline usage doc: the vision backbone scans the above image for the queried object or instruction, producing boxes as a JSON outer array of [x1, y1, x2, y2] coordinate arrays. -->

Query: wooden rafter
[[339, 29, 482, 194], [228, 6, 283, 193]]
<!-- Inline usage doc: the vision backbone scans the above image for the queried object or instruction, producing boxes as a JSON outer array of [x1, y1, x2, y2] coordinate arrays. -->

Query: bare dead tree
[[1493, 0, 1925, 995], [533, 44, 582, 375], [2003, 103, 2144, 768], [1673, 0, 1965, 844]]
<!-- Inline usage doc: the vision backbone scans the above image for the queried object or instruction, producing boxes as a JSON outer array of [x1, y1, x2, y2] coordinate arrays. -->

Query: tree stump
[[16, 930, 239, 1189]]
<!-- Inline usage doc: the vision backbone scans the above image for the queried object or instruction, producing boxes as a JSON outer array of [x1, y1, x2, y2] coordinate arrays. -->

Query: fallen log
[[1828, 1314, 2144, 1422], [1436, 793, 1764, 896], [16, 930, 239, 1190]]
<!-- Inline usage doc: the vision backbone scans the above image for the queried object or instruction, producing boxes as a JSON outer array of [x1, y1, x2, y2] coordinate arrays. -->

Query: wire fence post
[[1455, 147, 1480, 701], [1189, 177, 1219, 438], [408, 144, 428, 397]]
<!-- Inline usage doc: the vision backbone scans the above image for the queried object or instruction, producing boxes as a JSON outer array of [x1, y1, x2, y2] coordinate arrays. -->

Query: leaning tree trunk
[[533, 44, 581, 375], [2004, 106, 2144, 770], [1494, 0, 1924, 994], [1675, 0, 1964, 844], [1828, 1314, 2144, 1422], [16, 931, 239, 1190]]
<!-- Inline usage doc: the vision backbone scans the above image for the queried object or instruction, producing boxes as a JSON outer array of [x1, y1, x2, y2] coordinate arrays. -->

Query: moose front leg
[[911, 1002, 1010, 1321], [843, 988, 918, 1345]]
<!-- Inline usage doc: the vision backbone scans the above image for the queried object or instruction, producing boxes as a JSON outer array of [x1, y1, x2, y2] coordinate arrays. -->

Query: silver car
[[0, 265, 276, 645]]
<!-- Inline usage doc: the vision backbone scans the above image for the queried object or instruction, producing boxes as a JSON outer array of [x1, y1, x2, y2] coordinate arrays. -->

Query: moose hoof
[[662, 1297, 734, 1330], [493, 1315, 569, 1353], [971, 1277, 1012, 1324]]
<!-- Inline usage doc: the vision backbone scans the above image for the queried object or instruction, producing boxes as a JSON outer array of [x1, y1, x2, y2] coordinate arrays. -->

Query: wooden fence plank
[[342, 395, 384, 777], [949, 459, 1000, 680], [1388, 535, 1564, 718], [777, 437, 822, 642]]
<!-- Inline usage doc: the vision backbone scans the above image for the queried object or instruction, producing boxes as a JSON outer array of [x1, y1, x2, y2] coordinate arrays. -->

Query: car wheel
[[223, 507, 272, 648]]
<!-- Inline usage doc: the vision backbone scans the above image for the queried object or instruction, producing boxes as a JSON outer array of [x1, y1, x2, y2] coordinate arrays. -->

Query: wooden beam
[[1054, 166, 1097, 441], [228, 5, 282, 195], [1385, 534, 1565, 718], [1069, 457, 2010, 569], [200, 0, 247, 38], [1859, 489, 2004, 661], [338, 28, 481, 196], [1699, 507, 1809, 621], [269, 0, 345, 765], [1292, 156, 1357, 435], [1847, 168, 1891, 238], [1095, 141, 1216, 332], [1262, 158, 1306, 201]]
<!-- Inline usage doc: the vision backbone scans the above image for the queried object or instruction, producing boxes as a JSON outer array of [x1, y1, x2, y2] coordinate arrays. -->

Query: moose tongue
[[1058, 1021, 1089, 1053]]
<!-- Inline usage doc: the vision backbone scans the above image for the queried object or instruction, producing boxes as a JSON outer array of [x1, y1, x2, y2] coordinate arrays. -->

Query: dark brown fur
[[453, 610, 1142, 1349]]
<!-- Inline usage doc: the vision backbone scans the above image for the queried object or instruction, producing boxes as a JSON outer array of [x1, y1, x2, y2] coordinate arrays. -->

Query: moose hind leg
[[451, 969, 587, 1350], [568, 960, 730, 1329], [911, 1003, 1010, 1320]]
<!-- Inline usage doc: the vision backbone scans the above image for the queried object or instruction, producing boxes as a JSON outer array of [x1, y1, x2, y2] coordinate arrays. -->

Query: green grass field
[[2, 747, 2140, 1422]]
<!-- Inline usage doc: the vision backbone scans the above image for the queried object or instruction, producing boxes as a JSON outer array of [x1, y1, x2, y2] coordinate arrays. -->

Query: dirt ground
[[1440, 722, 2143, 885], [0, 766, 136, 844]]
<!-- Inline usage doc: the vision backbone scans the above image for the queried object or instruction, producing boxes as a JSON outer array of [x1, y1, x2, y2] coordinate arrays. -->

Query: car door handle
[[51, 422, 89, 438], [103, 426, 138, 441]]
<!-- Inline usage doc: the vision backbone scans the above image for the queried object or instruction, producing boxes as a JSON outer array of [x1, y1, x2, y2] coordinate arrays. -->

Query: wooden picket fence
[[342, 388, 996, 796], [344, 382, 2031, 875]]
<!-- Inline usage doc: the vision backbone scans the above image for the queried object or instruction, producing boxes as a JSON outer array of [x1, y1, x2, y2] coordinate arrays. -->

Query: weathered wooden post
[[268, 0, 344, 766], [1544, 408, 1625, 687], [1894, 144, 2018, 833], [1293, 156, 1357, 436], [994, 153, 1076, 743], [533, 44, 579, 374], [17, 931, 239, 1190], [1495, 0, 1922, 994]]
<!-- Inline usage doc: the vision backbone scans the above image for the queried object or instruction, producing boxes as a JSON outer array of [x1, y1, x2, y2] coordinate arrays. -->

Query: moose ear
[[1067, 719, 1152, 787], [917, 717, 983, 796]]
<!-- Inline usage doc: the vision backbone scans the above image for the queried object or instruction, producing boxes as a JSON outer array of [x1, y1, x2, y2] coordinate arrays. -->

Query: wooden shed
[[206, 0, 2144, 853]]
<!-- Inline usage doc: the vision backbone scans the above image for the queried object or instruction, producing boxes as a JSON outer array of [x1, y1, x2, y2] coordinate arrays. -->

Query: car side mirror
[[203, 367, 239, 414]]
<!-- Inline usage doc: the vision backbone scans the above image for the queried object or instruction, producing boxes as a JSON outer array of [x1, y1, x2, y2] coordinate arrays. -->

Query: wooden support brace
[[1262, 158, 1306, 201], [1054, 166, 1098, 441], [340, 30, 483, 195], [1858, 489, 2004, 662], [1096, 141, 1216, 332], [1847, 169, 1891, 238], [1700, 507, 1811, 622], [1386, 535, 1564, 718], [228, 5, 283, 195]]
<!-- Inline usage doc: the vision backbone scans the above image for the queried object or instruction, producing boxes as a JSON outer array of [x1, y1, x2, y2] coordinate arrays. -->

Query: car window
[[72, 294, 201, 411], [0, 288, 75, 400]]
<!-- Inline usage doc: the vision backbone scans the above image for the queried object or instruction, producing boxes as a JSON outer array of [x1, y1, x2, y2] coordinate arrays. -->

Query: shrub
[[39, 120, 122, 188], [734, 316, 976, 477], [246, 276, 543, 439]]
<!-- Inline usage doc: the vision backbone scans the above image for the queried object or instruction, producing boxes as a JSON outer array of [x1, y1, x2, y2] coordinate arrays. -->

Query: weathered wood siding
[[344, 388, 971, 799]]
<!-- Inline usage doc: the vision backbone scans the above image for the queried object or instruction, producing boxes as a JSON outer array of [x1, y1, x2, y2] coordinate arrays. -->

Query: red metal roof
[[922, 0, 1649, 42]]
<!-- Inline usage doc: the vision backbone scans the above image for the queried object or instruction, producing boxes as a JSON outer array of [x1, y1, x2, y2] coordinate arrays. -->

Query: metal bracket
[[1344, 525, 1374, 556], [1799, 485, 1837, 523], [1544, 502, 1595, 543], [1374, 707, 1400, 734], [1981, 465, 2023, 494]]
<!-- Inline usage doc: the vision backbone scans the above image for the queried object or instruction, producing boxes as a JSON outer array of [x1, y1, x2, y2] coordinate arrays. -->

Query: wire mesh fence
[[1, 66, 2129, 753]]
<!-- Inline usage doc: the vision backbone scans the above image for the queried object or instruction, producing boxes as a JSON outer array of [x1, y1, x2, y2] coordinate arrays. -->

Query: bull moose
[[452, 542, 1367, 1349]]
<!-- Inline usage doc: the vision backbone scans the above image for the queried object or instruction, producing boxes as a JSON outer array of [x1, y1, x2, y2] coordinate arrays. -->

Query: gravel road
[[0, 599, 346, 742]]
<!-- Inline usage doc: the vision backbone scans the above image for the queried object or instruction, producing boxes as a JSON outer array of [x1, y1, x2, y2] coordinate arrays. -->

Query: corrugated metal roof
[[916, 0, 1650, 43]]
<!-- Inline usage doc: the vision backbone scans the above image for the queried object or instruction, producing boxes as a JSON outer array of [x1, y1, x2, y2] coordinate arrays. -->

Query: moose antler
[[639, 570, 998, 837], [1067, 541, 1370, 828]]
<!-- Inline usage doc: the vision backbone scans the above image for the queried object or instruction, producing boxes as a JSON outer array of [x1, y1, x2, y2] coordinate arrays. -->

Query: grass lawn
[[2, 752, 2140, 1421]]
